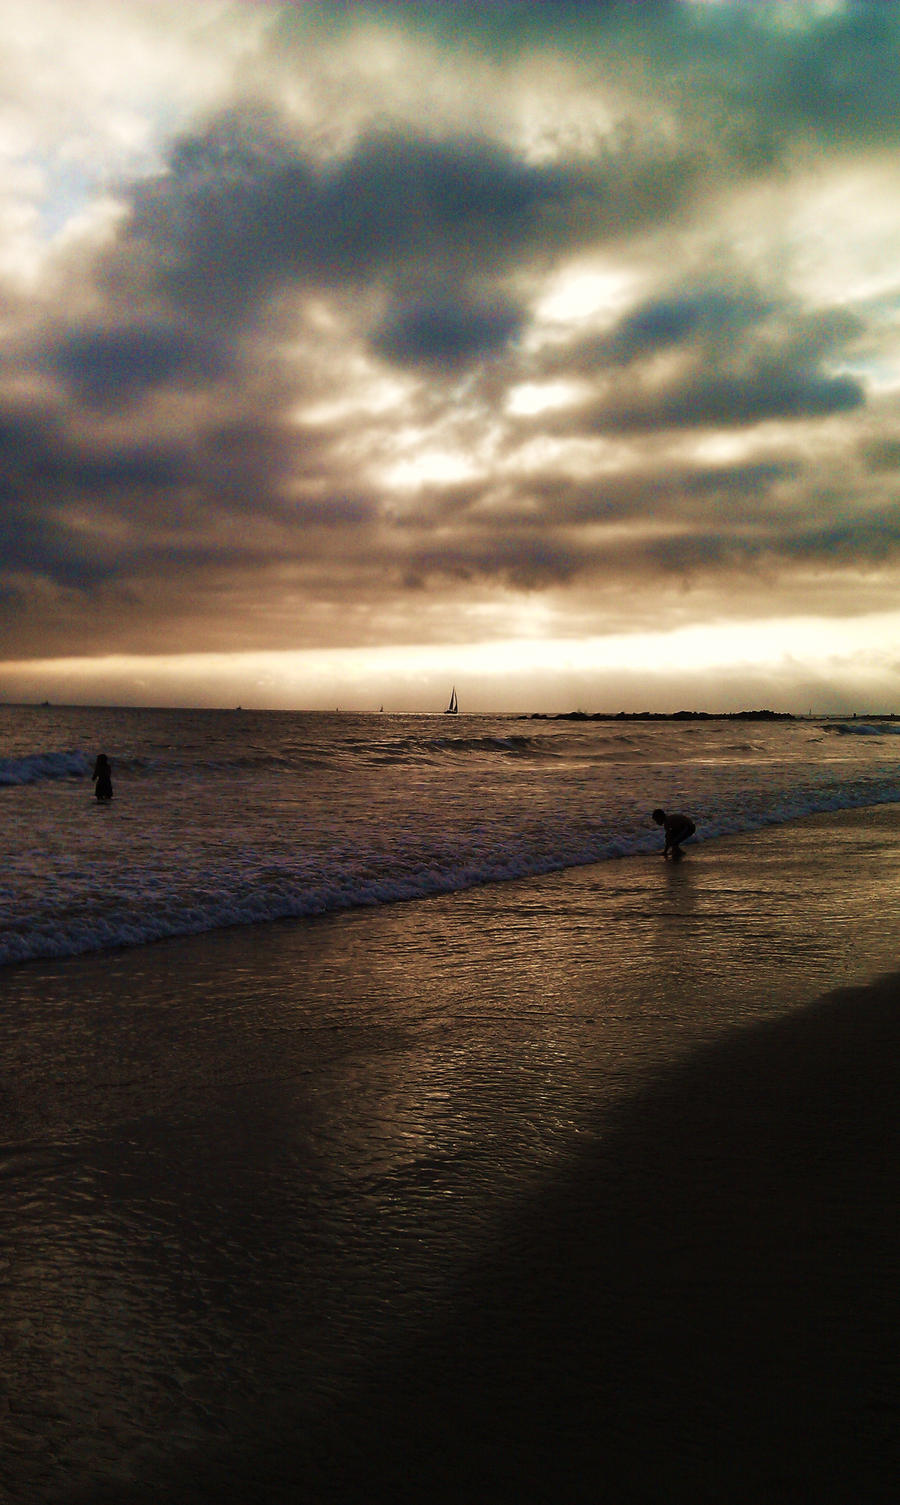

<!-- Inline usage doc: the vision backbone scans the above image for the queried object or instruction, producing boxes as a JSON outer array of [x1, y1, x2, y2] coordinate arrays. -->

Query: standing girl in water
[[92, 753, 113, 802]]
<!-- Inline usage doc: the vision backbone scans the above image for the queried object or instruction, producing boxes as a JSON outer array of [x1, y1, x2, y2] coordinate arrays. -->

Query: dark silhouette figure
[[92, 753, 113, 802], [652, 807, 694, 859]]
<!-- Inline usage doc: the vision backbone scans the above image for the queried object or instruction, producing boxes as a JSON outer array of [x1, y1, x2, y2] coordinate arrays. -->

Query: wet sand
[[2, 806, 900, 1502]]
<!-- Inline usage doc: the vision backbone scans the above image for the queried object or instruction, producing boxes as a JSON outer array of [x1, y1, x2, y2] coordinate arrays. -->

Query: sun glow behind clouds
[[506, 380, 584, 416], [535, 263, 637, 327], [4, 611, 900, 712], [380, 447, 481, 489]]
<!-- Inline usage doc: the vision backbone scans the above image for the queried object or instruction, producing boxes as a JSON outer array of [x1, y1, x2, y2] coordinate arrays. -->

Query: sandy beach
[[2, 805, 900, 1503]]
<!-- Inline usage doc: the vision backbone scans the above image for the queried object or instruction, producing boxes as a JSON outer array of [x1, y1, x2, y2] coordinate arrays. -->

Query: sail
[[445, 686, 458, 714]]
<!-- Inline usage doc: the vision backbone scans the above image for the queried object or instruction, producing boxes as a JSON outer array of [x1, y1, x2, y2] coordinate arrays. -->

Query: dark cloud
[[0, 393, 283, 577], [406, 532, 585, 592], [47, 321, 227, 409], [774, 1, 900, 144], [290, 493, 379, 529], [126, 116, 580, 327], [640, 502, 900, 578], [782, 508, 900, 565], [547, 292, 867, 434], [378, 441, 900, 604], [0, 370, 382, 658], [0, 403, 190, 591], [0, 402, 182, 503], [45, 446, 188, 497], [603, 365, 864, 434], [117, 109, 698, 373], [299, 0, 678, 48], [605, 290, 771, 366], [0, 407, 61, 498], [862, 438, 900, 473], [512, 461, 799, 529], [379, 1, 676, 10], [567, 289, 861, 375], [335, 0, 900, 139], [373, 294, 524, 368]]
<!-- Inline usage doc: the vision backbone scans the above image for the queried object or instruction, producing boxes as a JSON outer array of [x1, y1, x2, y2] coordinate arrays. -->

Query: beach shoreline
[[3, 804, 900, 1502]]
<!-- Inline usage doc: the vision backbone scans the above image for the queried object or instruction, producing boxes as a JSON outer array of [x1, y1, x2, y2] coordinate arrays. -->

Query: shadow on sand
[[69, 973, 900, 1504]]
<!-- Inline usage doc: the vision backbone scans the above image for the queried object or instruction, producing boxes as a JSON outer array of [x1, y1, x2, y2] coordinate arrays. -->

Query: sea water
[[2, 702, 900, 967], [4, 703, 900, 1502]]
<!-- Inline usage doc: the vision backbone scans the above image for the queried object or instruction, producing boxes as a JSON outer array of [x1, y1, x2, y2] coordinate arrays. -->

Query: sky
[[2, 0, 900, 714]]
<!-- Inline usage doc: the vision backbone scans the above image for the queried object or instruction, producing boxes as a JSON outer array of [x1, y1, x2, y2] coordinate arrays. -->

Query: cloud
[[47, 320, 227, 408], [604, 290, 773, 367], [3, 0, 900, 707], [762, 1, 900, 146], [547, 289, 867, 433], [603, 364, 864, 434], [102, 101, 705, 382], [863, 437, 900, 473], [122, 116, 582, 324], [405, 530, 586, 592], [373, 294, 524, 368]]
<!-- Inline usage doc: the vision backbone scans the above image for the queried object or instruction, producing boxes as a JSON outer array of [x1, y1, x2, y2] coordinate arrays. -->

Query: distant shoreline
[[524, 708, 900, 722]]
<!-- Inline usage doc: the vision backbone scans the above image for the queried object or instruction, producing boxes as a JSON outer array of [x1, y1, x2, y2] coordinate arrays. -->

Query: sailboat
[[444, 685, 459, 715]]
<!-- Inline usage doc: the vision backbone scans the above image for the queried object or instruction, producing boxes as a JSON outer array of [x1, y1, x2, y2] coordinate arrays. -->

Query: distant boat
[[444, 686, 459, 715]]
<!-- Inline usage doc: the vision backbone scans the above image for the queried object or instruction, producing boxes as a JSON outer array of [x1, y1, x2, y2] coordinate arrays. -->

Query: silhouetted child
[[92, 753, 113, 802], [652, 807, 694, 859]]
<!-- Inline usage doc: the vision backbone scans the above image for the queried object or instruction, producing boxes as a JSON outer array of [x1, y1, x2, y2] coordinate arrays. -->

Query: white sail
[[445, 686, 458, 714]]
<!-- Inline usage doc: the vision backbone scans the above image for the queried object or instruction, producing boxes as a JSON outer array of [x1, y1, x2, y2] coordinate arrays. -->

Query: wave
[[0, 750, 93, 786], [0, 731, 558, 786], [4, 776, 900, 969], [830, 721, 900, 737], [6, 717, 746, 787], [0, 828, 653, 967], [369, 731, 554, 764]]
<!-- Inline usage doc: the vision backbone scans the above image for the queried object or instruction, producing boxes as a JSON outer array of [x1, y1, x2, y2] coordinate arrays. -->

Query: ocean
[[3, 702, 900, 968]]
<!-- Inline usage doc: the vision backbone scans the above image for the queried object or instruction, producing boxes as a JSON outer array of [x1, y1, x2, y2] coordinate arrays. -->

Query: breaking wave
[[0, 750, 93, 786]]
